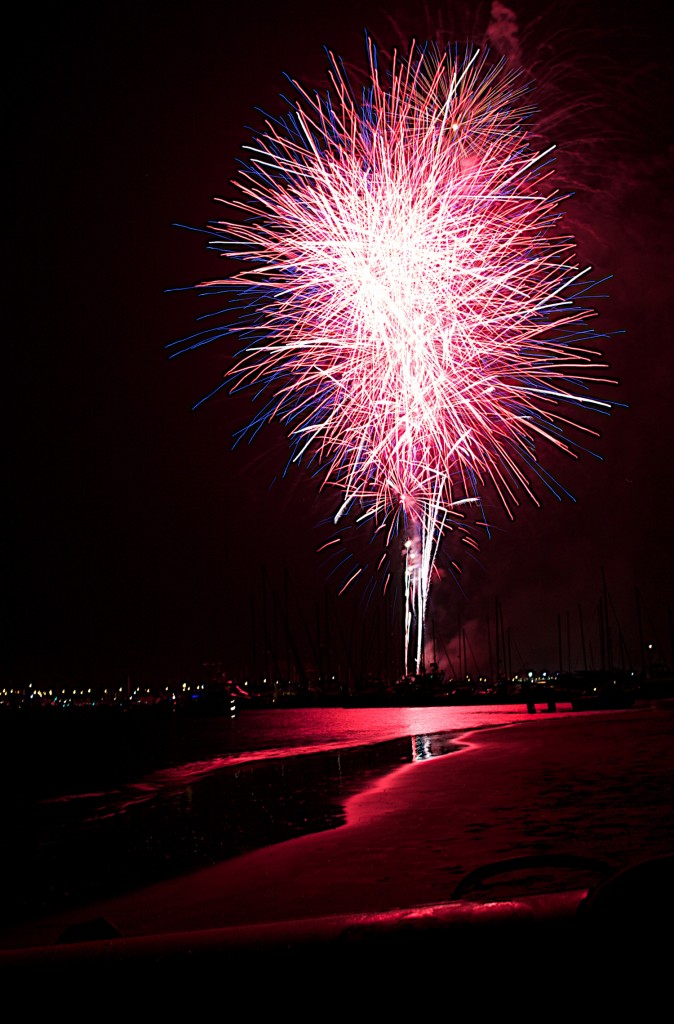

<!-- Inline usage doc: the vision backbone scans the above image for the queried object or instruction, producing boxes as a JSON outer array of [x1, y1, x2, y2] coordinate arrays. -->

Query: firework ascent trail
[[174, 38, 617, 677]]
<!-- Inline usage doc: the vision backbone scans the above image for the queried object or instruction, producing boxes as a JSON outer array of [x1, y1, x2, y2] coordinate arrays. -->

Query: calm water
[[1, 703, 573, 926]]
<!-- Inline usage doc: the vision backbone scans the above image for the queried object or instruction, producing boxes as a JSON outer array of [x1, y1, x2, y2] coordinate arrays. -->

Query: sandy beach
[[2, 701, 673, 960], [82, 709, 674, 923]]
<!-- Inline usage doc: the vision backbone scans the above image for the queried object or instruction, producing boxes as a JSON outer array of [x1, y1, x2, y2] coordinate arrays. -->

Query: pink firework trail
[[176, 39, 617, 677]]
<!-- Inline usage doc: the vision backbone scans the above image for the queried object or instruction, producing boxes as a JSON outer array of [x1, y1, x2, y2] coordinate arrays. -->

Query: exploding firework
[[175, 38, 616, 677]]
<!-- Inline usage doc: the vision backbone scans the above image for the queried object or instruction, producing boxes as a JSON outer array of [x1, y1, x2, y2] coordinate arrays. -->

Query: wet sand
[[2, 700, 673, 957]]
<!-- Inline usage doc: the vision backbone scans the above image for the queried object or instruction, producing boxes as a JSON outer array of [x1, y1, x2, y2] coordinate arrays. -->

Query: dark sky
[[6, 1, 673, 688]]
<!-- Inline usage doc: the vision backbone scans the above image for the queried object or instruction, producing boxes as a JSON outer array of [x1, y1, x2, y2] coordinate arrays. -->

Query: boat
[[4, 852, 671, 983], [174, 671, 239, 717]]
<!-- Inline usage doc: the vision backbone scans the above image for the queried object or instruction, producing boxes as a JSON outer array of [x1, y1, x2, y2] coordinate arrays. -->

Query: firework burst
[[175, 38, 617, 676]]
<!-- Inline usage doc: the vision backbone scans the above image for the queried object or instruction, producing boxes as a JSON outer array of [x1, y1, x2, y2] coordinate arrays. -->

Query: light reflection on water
[[44, 730, 465, 823], [1, 703, 573, 925], [219, 703, 570, 757], [42, 704, 571, 820]]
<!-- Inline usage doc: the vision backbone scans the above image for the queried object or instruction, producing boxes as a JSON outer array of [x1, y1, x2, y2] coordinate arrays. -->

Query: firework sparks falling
[[175, 38, 617, 676]]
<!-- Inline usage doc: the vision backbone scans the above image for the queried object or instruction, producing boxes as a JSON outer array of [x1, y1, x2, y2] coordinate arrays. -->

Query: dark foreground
[[1, 700, 673, 997]]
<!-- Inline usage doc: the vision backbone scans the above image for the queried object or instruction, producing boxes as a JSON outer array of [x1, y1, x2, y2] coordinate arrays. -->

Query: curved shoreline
[[3, 702, 672, 951]]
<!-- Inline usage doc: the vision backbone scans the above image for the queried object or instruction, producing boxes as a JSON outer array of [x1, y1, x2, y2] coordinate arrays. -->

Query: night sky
[[6, 1, 673, 689]]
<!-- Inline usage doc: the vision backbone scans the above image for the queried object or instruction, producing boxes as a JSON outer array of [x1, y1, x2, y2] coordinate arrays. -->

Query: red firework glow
[[180, 39, 617, 676]]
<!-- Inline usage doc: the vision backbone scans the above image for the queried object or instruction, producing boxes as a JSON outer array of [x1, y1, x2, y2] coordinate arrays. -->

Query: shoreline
[[3, 700, 673, 953]]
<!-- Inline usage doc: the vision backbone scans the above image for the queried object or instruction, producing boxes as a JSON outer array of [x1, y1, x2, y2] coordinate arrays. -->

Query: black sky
[[6, 1, 673, 688]]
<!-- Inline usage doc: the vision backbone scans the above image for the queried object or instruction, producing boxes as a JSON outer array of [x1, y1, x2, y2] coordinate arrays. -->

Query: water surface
[[1, 703, 573, 925]]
